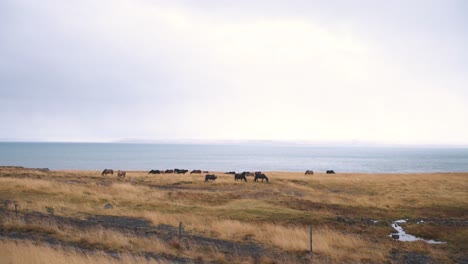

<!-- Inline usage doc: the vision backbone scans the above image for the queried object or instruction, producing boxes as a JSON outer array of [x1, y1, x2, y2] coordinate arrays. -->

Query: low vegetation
[[0, 167, 466, 263]]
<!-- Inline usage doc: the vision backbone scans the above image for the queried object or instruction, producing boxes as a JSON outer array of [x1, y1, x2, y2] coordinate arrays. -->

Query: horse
[[326, 170, 336, 174], [205, 174, 217, 182], [225, 171, 236, 175], [254, 173, 269, 183], [101, 169, 114, 176], [174, 169, 188, 174], [149, 170, 163, 174], [165, 169, 174, 174], [305, 170, 314, 175], [117, 170, 126, 178], [190, 170, 202, 174], [234, 173, 247, 182]]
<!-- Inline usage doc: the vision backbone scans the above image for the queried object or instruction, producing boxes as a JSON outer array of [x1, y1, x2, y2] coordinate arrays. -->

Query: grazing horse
[[326, 170, 335, 174], [174, 169, 188, 174], [149, 170, 163, 174], [305, 170, 314, 175], [165, 169, 174, 174], [254, 173, 269, 182], [190, 170, 202, 174], [234, 173, 247, 182], [117, 170, 126, 178], [101, 169, 114, 176], [225, 171, 236, 175], [205, 174, 217, 182]]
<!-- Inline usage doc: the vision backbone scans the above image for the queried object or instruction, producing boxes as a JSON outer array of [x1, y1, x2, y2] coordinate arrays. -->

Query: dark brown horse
[[305, 170, 314, 175], [234, 173, 247, 182], [205, 174, 217, 182], [254, 173, 269, 182], [101, 169, 114, 175], [174, 169, 188, 174]]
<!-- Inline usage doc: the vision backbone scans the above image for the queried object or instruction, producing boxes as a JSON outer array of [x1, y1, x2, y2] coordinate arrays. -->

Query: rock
[[392, 234, 400, 239], [104, 203, 113, 209], [46, 206, 55, 215]]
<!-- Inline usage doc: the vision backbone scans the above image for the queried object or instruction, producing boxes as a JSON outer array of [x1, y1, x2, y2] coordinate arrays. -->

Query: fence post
[[179, 221, 183, 241], [309, 224, 313, 263]]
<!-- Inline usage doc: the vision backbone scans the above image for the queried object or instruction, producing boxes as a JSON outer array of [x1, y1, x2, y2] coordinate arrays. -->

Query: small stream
[[389, 220, 446, 244]]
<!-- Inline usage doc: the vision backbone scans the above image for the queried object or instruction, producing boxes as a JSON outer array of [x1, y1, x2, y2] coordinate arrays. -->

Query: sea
[[1, 142, 467, 173]]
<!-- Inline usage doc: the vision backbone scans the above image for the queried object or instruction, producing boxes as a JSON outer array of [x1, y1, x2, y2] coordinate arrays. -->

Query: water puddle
[[389, 219, 446, 244]]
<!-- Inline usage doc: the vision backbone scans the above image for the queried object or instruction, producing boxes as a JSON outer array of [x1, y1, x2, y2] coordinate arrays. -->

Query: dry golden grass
[[142, 212, 387, 262], [0, 240, 167, 264], [1, 167, 466, 263]]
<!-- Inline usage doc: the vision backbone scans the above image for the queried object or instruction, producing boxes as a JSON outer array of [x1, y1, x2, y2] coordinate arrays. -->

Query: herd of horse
[[304, 170, 336, 175], [194, 171, 270, 183], [101, 168, 336, 182], [149, 169, 270, 183], [101, 169, 126, 178], [148, 169, 209, 174]]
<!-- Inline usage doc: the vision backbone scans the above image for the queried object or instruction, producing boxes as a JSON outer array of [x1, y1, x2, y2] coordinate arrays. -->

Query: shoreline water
[[1, 142, 468, 173]]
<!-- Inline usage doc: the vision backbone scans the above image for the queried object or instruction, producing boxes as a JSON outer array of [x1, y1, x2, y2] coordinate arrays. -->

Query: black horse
[[234, 173, 247, 182], [225, 171, 236, 175], [205, 174, 217, 182], [165, 169, 174, 174], [326, 170, 336, 174], [190, 170, 202, 174], [174, 169, 188, 174], [254, 173, 269, 182], [149, 170, 163, 174]]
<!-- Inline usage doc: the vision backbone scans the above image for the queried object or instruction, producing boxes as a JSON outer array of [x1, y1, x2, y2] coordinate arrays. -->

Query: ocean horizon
[[1, 142, 468, 173]]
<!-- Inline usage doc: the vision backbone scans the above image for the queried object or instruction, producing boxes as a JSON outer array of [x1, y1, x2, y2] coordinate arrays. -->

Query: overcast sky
[[1, 0, 467, 144]]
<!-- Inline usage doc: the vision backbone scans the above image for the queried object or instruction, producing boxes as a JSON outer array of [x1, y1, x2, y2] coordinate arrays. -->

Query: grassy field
[[0, 167, 467, 263]]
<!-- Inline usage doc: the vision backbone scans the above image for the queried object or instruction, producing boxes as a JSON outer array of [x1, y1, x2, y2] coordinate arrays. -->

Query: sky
[[1, 0, 467, 145]]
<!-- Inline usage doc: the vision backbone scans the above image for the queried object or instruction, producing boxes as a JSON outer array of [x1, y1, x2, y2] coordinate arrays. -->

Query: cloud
[[0, 0, 467, 144]]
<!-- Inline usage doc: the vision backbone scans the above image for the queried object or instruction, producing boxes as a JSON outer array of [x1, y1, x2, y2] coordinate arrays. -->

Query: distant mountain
[[112, 138, 387, 147]]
